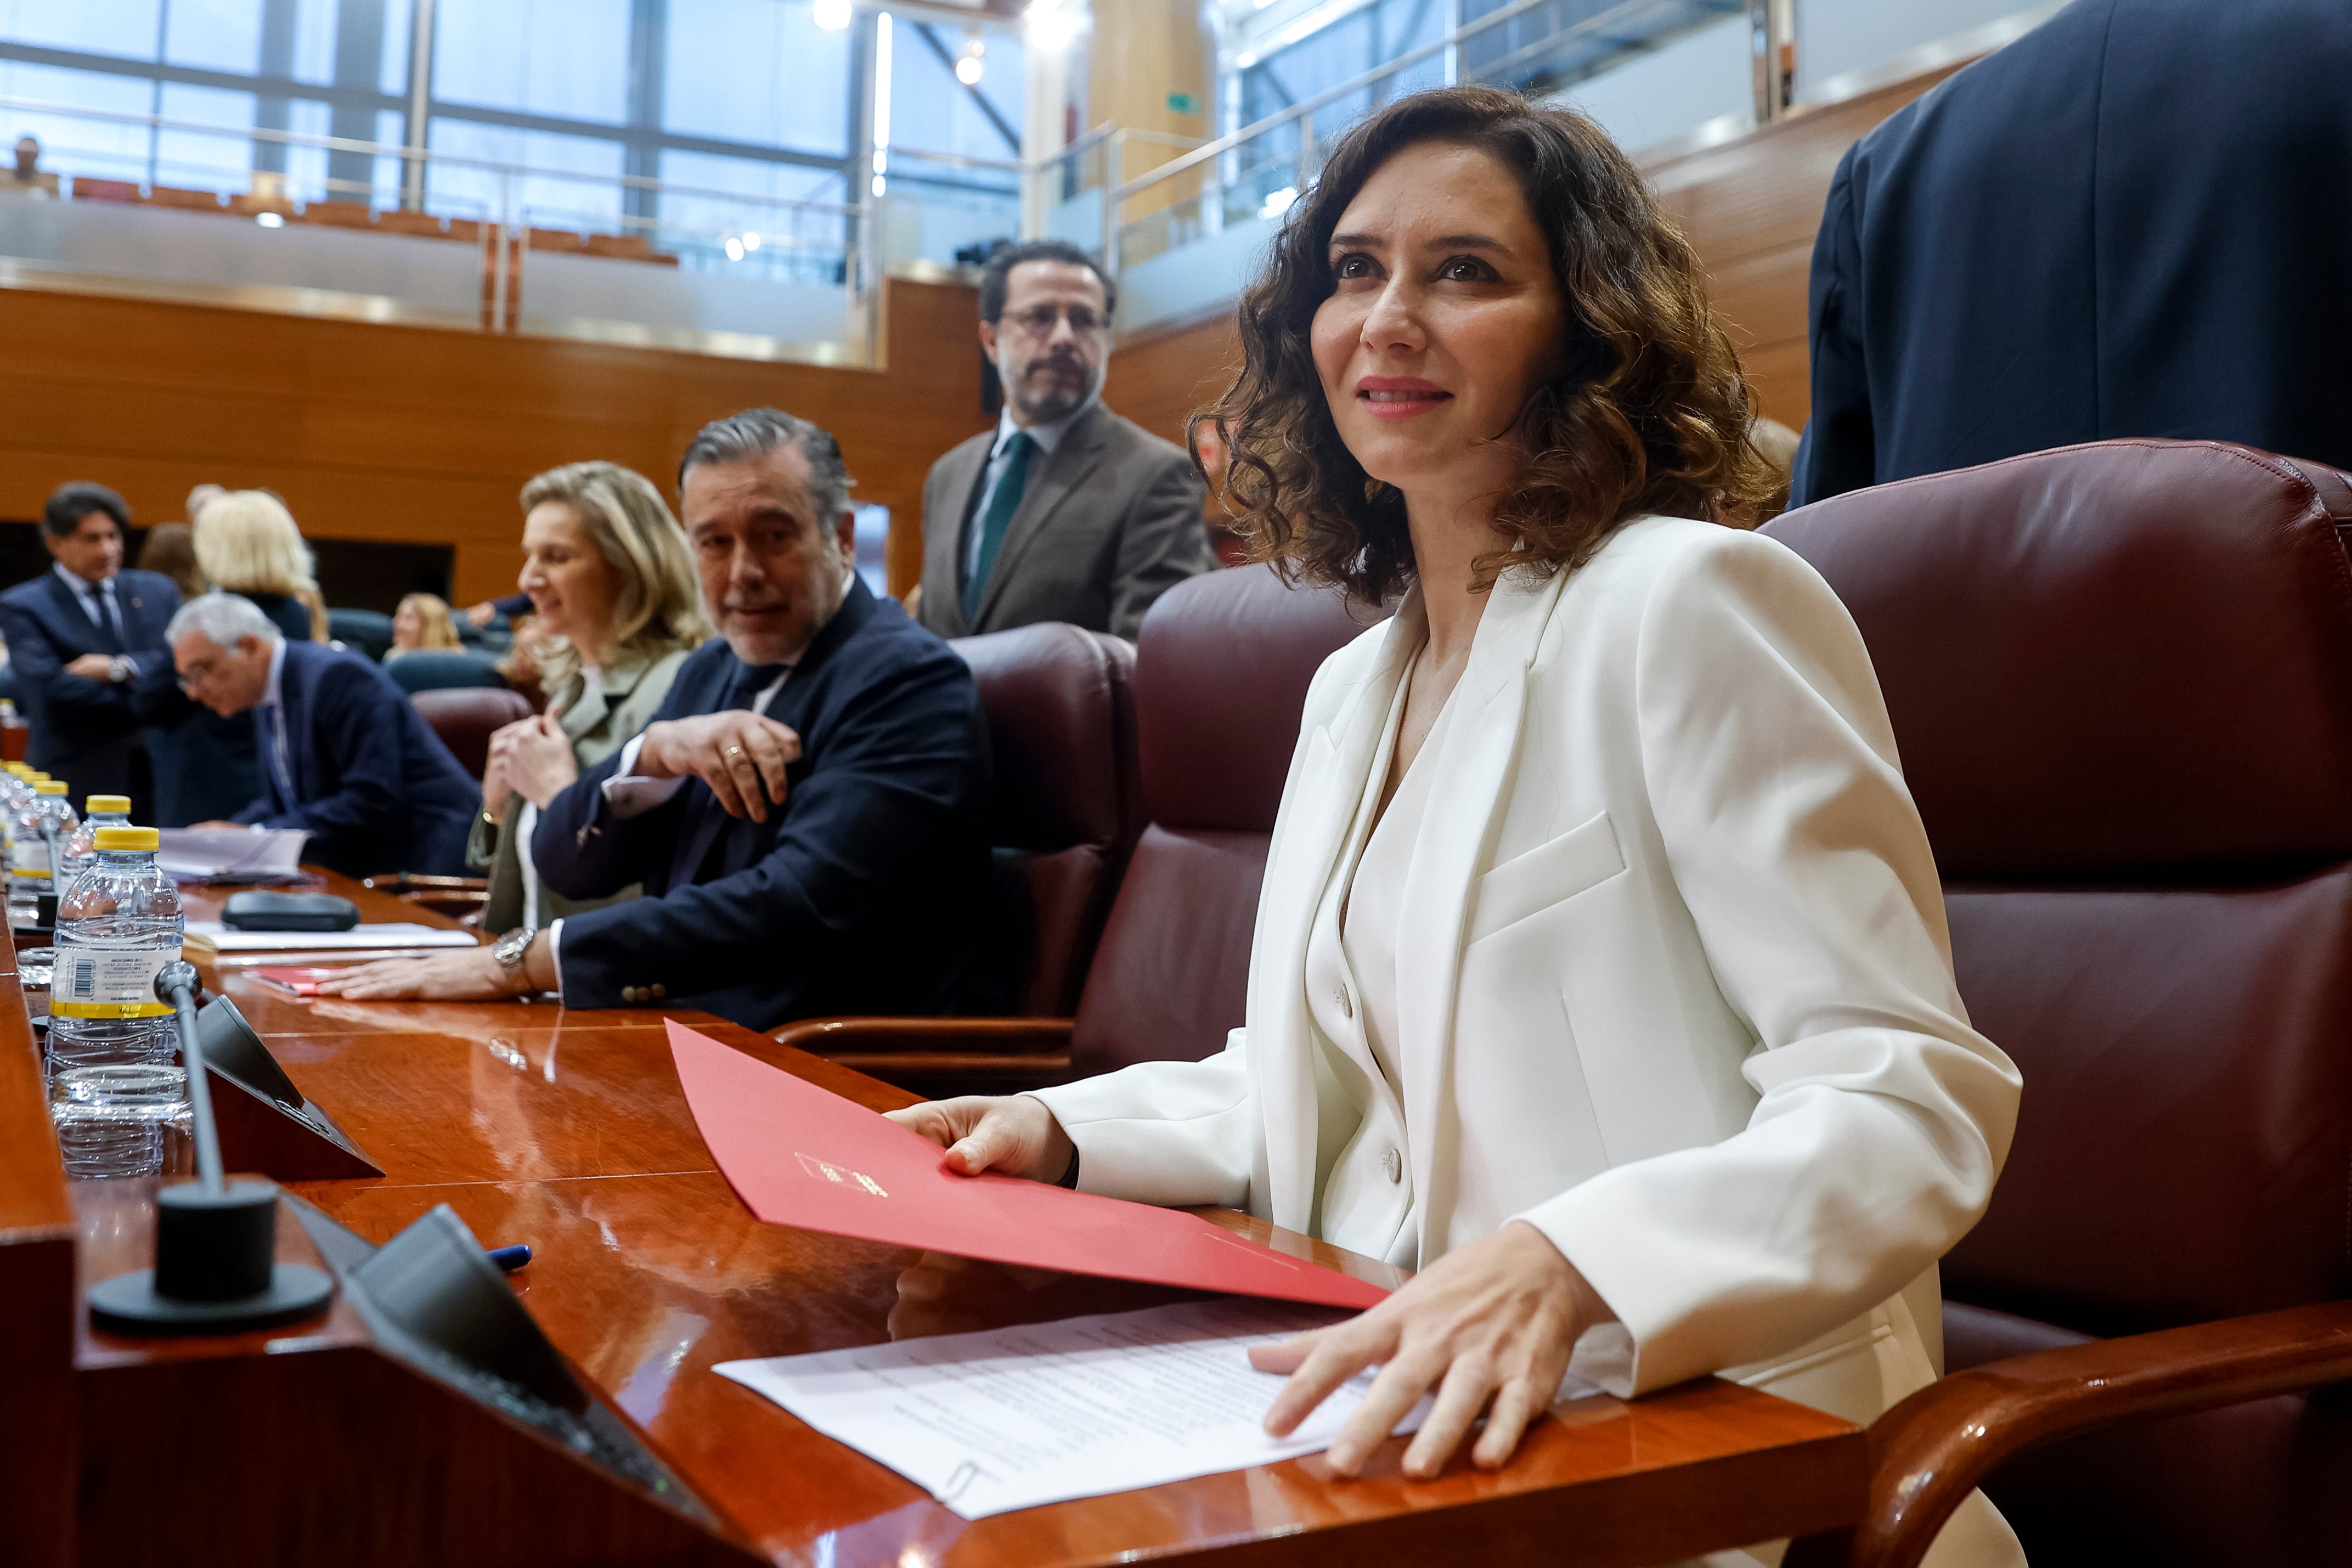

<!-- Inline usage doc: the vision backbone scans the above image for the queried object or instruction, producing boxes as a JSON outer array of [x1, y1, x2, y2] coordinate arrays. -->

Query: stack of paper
[[184, 921, 479, 954], [156, 827, 310, 882]]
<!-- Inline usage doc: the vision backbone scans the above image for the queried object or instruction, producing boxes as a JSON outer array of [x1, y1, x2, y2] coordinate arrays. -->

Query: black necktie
[[669, 660, 791, 887], [85, 583, 123, 653]]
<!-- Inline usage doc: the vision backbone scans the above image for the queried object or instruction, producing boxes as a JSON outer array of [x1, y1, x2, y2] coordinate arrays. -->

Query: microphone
[[84, 961, 336, 1333]]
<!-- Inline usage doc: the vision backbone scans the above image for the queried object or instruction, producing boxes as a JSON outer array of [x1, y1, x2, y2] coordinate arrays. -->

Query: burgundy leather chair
[[409, 686, 532, 779], [776, 565, 1377, 1088], [956, 622, 1141, 1018], [1766, 440, 2352, 1568]]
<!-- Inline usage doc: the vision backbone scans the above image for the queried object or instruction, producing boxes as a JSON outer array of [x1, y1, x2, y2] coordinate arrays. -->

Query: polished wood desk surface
[[44, 873, 1866, 1567]]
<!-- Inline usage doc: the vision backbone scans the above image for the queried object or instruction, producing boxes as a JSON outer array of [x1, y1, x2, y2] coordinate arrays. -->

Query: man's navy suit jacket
[[0, 567, 179, 800], [533, 578, 999, 1031], [231, 640, 477, 878], [1790, 0, 2352, 509]]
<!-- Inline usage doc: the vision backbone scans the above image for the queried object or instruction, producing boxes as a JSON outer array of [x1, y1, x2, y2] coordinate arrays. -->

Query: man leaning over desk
[[320, 408, 1000, 1031]]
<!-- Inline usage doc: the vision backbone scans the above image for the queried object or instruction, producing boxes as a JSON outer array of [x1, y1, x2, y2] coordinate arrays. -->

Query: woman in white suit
[[892, 86, 2023, 1565]]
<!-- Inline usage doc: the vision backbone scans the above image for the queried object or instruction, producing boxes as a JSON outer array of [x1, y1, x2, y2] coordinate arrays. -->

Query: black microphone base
[[87, 1175, 336, 1335], [89, 1262, 334, 1334]]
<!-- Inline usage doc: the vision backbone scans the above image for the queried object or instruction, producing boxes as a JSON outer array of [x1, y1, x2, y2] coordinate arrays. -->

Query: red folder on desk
[[669, 1022, 1389, 1310]]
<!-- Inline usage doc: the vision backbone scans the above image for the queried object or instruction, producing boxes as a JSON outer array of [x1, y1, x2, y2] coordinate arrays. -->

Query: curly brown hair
[[1194, 86, 1775, 605]]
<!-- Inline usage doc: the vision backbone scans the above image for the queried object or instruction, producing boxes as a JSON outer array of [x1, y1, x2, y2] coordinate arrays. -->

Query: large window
[[0, 0, 1026, 272]]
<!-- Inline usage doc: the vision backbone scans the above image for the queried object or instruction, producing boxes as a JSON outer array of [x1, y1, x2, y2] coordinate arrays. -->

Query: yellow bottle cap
[[34, 781, 68, 796], [3, 763, 26, 776], [25, 771, 49, 782], [85, 795, 132, 815], [94, 826, 159, 852]]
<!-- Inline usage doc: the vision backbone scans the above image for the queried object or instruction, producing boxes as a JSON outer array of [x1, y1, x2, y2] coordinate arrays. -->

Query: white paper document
[[155, 827, 310, 881], [183, 921, 478, 953], [717, 1297, 1601, 1520]]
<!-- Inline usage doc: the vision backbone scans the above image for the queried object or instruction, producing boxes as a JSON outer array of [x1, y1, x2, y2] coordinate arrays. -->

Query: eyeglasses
[[1003, 303, 1107, 339]]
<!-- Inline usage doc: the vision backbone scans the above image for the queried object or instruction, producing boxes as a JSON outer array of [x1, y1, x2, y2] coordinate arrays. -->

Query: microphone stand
[[84, 961, 335, 1333]]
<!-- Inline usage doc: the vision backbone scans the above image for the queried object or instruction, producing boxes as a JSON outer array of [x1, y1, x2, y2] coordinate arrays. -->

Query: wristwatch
[[106, 656, 130, 683], [492, 925, 538, 992]]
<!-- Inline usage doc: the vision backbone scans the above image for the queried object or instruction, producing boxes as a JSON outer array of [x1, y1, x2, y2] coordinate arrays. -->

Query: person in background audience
[[387, 593, 465, 658], [886, 88, 2022, 1567], [194, 490, 328, 643], [494, 613, 547, 707], [133, 523, 205, 602], [3, 136, 56, 198], [1790, 0, 2352, 506], [0, 483, 178, 801], [316, 407, 997, 1032], [133, 517, 263, 825], [184, 482, 226, 524], [171, 593, 476, 876], [466, 461, 708, 938], [462, 590, 533, 630], [911, 239, 1214, 642]]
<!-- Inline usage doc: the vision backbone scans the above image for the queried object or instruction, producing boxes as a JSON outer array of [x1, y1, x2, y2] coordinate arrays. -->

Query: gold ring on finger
[[725, 745, 744, 758]]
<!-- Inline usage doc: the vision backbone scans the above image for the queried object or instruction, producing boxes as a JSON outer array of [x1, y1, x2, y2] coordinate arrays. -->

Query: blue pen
[[487, 1244, 532, 1273]]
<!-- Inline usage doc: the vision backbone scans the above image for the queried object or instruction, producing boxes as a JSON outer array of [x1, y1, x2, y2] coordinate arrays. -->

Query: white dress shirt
[[54, 564, 139, 672], [961, 398, 1094, 585]]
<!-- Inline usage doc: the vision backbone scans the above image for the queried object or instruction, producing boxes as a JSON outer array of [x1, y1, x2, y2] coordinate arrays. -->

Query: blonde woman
[[387, 593, 465, 657], [455, 461, 708, 938], [191, 490, 328, 642]]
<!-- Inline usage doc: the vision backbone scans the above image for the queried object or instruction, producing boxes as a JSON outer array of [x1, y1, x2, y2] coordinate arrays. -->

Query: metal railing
[[0, 91, 1023, 363]]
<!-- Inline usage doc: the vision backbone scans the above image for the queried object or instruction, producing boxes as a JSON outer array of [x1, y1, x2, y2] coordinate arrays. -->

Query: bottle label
[[10, 841, 48, 879], [50, 945, 180, 1018]]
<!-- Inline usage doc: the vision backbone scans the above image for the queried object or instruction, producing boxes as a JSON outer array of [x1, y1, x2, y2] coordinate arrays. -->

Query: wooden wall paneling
[[0, 275, 992, 606], [1102, 308, 1242, 452]]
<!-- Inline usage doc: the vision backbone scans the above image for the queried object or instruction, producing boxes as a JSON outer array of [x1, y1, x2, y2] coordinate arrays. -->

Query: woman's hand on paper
[[1250, 1219, 1613, 1481], [885, 1094, 1075, 1185]]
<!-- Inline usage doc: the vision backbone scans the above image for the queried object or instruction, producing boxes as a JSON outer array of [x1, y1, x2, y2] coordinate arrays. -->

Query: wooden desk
[[5, 872, 1868, 1567]]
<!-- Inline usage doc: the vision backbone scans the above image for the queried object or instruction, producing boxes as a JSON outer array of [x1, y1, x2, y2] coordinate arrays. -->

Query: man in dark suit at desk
[[0, 482, 182, 802], [1789, 0, 2352, 509], [912, 240, 1213, 642], [317, 408, 997, 1032], [166, 593, 477, 877]]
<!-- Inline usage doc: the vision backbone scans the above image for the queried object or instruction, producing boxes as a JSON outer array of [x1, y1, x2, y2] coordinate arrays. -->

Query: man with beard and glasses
[[316, 408, 999, 1031], [912, 239, 1215, 642]]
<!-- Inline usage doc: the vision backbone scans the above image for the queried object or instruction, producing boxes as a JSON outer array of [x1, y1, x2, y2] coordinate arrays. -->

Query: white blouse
[[1302, 640, 1460, 1268]]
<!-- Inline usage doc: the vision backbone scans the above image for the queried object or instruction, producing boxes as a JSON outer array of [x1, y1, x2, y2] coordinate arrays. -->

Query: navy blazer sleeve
[[232, 660, 412, 838], [0, 600, 139, 729], [529, 739, 693, 901], [543, 642, 986, 1011], [1789, 148, 1876, 511]]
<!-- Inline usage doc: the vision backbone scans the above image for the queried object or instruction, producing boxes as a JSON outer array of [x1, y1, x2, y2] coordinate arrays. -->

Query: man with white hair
[[168, 591, 477, 877]]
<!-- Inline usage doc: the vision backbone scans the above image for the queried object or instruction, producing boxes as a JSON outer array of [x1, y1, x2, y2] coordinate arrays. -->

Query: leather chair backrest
[[951, 623, 1141, 1017], [411, 686, 532, 779], [1766, 439, 2352, 1334], [1070, 563, 1381, 1078], [386, 651, 507, 695]]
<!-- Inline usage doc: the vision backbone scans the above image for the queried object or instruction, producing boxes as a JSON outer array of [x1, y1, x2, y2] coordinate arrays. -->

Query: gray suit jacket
[[916, 400, 1214, 641]]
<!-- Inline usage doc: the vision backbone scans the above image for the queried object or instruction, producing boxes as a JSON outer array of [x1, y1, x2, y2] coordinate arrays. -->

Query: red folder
[[669, 1022, 1389, 1310]]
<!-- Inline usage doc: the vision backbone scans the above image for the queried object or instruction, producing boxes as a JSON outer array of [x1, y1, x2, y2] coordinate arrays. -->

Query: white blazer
[[1033, 517, 2022, 1465]]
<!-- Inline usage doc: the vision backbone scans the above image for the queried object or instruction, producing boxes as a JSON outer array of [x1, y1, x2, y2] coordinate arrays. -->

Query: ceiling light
[[814, 0, 853, 29], [1024, 0, 1086, 51], [742, 230, 762, 251], [724, 235, 745, 261], [955, 54, 984, 84]]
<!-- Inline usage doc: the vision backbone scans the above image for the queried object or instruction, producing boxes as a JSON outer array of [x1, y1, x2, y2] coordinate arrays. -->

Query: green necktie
[[964, 431, 1036, 621]]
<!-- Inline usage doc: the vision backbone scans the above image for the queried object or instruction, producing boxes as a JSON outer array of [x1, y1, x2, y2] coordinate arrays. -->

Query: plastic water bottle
[[58, 794, 132, 885], [47, 826, 189, 1179], [9, 781, 77, 928], [0, 764, 34, 864]]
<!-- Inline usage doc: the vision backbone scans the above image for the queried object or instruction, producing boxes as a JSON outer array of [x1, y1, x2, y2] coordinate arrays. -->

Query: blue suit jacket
[[1790, 0, 2352, 508], [0, 567, 180, 802], [230, 640, 477, 878], [532, 579, 999, 1030]]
